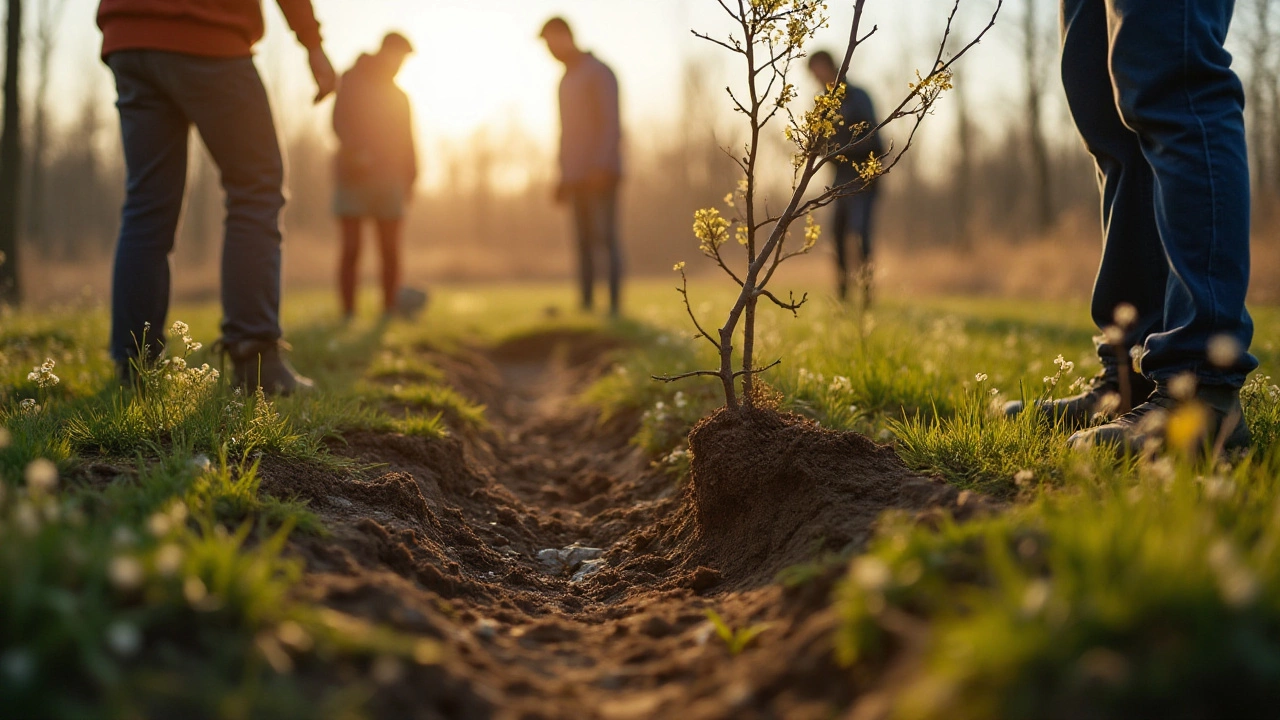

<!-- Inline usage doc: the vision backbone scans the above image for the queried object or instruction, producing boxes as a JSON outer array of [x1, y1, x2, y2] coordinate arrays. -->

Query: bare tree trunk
[[0, 0, 22, 305], [1245, 0, 1271, 198], [953, 64, 975, 250], [1023, 0, 1054, 235], [26, 0, 68, 253]]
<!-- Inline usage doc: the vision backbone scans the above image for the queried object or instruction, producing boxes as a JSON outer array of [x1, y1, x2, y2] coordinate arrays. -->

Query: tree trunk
[[0, 0, 22, 305], [1246, 0, 1272, 198], [1024, 0, 1054, 235], [953, 65, 975, 250]]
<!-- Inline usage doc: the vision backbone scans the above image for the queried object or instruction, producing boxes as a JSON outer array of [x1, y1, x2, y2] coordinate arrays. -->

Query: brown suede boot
[[1068, 384, 1251, 456], [1004, 367, 1157, 429], [218, 339, 315, 396]]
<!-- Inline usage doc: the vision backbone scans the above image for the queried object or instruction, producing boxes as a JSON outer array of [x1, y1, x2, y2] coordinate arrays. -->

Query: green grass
[[2, 280, 1278, 718]]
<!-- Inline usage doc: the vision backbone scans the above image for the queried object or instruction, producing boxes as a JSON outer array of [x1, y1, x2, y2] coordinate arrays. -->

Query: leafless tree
[[0, 0, 22, 305], [952, 61, 976, 250], [1019, 0, 1055, 234], [26, 0, 69, 248], [657, 0, 1002, 409], [1241, 0, 1279, 201]]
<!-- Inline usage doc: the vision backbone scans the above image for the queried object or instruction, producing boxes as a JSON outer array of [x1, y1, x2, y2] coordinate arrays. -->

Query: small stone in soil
[[571, 558, 606, 583], [473, 618, 499, 640], [537, 544, 605, 573]]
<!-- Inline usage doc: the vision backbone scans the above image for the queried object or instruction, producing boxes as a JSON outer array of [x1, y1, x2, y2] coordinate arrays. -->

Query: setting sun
[[391, 6, 559, 142]]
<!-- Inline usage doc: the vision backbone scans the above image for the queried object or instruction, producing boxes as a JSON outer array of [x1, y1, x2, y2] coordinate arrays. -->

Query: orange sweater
[[98, 0, 322, 58]]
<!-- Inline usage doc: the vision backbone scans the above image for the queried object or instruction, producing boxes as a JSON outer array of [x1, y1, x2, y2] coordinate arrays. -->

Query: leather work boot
[[1003, 367, 1157, 429], [218, 339, 315, 396], [116, 359, 137, 389], [1067, 384, 1252, 456]]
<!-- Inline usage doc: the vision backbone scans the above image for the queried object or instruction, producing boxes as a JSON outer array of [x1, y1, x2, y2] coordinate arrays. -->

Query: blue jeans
[[830, 186, 877, 301], [107, 51, 285, 362], [1062, 0, 1257, 388], [570, 186, 622, 315]]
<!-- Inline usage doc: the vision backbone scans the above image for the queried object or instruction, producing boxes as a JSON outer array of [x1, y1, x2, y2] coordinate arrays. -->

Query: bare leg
[[339, 217, 362, 318], [375, 219, 403, 315]]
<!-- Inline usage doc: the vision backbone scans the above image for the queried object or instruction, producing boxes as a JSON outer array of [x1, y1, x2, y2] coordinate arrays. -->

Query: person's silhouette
[[541, 17, 624, 317], [97, 0, 336, 394], [808, 51, 884, 307], [1007, 1, 1256, 454], [332, 32, 419, 320]]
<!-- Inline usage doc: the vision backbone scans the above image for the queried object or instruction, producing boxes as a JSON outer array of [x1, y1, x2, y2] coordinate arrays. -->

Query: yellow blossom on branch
[[858, 152, 884, 183], [802, 214, 821, 251], [693, 208, 731, 255]]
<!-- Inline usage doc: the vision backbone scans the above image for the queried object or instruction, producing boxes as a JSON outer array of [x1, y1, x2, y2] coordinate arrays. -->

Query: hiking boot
[[1003, 367, 1156, 429], [116, 359, 138, 389], [218, 339, 315, 396], [1067, 384, 1251, 455]]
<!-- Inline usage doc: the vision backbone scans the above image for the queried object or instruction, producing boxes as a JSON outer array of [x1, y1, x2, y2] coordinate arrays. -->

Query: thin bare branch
[[758, 288, 809, 317], [653, 370, 727, 383], [733, 359, 782, 378], [675, 268, 722, 352]]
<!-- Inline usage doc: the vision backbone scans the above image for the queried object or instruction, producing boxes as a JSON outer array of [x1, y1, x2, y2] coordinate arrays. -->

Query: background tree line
[[2, 0, 1279, 306]]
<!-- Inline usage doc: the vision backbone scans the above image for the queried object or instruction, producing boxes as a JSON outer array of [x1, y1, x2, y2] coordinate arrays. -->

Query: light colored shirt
[[558, 53, 622, 186]]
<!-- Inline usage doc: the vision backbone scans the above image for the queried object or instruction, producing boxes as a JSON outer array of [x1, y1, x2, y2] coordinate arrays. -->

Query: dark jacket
[[332, 54, 418, 189], [833, 79, 883, 187], [98, 0, 322, 58]]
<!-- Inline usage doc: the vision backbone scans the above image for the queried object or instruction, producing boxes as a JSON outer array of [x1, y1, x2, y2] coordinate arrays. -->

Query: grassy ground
[[1, 279, 1278, 718]]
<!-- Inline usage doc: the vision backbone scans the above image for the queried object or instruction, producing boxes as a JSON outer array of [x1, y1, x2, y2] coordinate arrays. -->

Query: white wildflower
[[108, 556, 145, 591], [154, 544, 184, 577], [27, 358, 60, 388], [106, 621, 142, 657], [851, 556, 891, 592], [0, 649, 35, 685], [23, 459, 58, 493]]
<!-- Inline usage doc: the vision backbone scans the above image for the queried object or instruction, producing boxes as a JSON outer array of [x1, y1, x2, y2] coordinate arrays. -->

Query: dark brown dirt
[[259, 330, 980, 720]]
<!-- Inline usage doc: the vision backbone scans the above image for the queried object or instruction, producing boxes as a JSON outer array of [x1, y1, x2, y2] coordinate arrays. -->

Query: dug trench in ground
[[260, 329, 985, 720]]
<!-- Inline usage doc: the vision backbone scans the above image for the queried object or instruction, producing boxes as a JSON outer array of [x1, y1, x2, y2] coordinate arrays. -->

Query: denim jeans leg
[[830, 195, 851, 300], [1060, 0, 1167, 377], [1108, 0, 1257, 387], [857, 193, 877, 263], [108, 52, 190, 363], [572, 191, 596, 311], [154, 54, 285, 345], [595, 187, 622, 315]]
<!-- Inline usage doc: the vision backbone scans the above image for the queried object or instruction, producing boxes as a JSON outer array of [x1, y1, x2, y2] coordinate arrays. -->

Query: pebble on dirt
[[537, 544, 605, 574], [571, 559, 607, 583]]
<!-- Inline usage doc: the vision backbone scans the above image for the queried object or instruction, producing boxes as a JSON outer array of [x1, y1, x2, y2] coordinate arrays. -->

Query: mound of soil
[[677, 407, 972, 588], [257, 331, 982, 719]]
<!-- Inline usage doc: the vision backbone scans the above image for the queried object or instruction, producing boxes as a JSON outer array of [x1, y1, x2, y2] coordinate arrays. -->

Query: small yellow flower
[[693, 208, 730, 255], [802, 214, 821, 250]]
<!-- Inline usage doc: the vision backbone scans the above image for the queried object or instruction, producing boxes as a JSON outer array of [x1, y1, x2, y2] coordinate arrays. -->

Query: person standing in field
[[97, 0, 336, 394], [332, 32, 419, 321], [1006, 0, 1255, 453], [540, 17, 625, 317], [808, 50, 884, 307]]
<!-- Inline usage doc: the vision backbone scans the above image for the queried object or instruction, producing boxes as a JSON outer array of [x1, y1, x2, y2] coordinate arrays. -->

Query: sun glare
[[394, 8, 560, 145]]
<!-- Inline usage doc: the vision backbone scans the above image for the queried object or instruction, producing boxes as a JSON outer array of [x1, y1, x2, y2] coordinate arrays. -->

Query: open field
[[2, 281, 1279, 719]]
